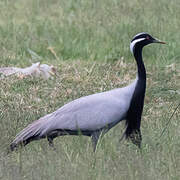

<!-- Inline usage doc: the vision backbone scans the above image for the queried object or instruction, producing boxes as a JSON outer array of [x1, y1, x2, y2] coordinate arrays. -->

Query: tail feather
[[10, 119, 45, 151]]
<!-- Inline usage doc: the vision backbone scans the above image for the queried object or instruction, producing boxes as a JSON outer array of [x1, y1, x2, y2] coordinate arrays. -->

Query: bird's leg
[[47, 137, 56, 150], [91, 131, 101, 152]]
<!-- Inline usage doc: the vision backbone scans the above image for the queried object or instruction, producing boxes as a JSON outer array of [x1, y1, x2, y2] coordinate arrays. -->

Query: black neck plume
[[124, 45, 146, 147]]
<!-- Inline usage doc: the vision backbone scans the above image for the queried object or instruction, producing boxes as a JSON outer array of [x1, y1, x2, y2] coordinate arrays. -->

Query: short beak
[[153, 39, 166, 44]]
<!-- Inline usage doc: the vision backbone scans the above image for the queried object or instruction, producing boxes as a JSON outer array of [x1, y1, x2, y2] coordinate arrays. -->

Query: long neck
[[134, 46, 146, 80], [124, 46, 146, 147]]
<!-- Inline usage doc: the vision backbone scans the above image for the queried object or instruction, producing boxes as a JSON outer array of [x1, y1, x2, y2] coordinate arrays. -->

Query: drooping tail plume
[[10, 119, 45, 151]]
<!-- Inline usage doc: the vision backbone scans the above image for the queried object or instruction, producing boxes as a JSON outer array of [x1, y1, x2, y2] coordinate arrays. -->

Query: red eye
[[146, 36, 150, 40]]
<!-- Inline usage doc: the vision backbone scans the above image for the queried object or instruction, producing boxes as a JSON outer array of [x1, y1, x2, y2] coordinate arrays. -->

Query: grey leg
[[91, 131, 101, 152], [47, 137, 56, 150]]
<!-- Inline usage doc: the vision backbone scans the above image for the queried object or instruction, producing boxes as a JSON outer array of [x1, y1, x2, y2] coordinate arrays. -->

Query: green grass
[[0, 0, 180, 179]]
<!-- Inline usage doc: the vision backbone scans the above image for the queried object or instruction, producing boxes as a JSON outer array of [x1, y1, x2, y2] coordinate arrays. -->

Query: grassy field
[[0, 0, 180, 179]]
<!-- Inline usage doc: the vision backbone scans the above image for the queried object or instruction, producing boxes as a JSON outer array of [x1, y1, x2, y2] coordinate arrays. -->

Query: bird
[[10, 32, 165, 152]]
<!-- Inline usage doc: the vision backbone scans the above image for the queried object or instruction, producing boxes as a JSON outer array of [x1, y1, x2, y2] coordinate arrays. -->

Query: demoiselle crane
[[10, 32, 165, 152]]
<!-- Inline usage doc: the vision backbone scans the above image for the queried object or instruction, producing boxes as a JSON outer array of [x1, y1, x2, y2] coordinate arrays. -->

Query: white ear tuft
[[130, 38, 145, 54]]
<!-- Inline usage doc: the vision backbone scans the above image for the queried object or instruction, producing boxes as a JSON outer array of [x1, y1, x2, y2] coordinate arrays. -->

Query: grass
[[0, 0, 180, 179]]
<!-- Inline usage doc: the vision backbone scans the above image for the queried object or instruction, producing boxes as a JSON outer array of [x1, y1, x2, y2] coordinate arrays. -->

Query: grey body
[[11, 79, 137, 149]]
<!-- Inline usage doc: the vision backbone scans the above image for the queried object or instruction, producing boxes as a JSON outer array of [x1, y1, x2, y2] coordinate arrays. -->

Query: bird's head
[[130, 32, 166, 54]]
